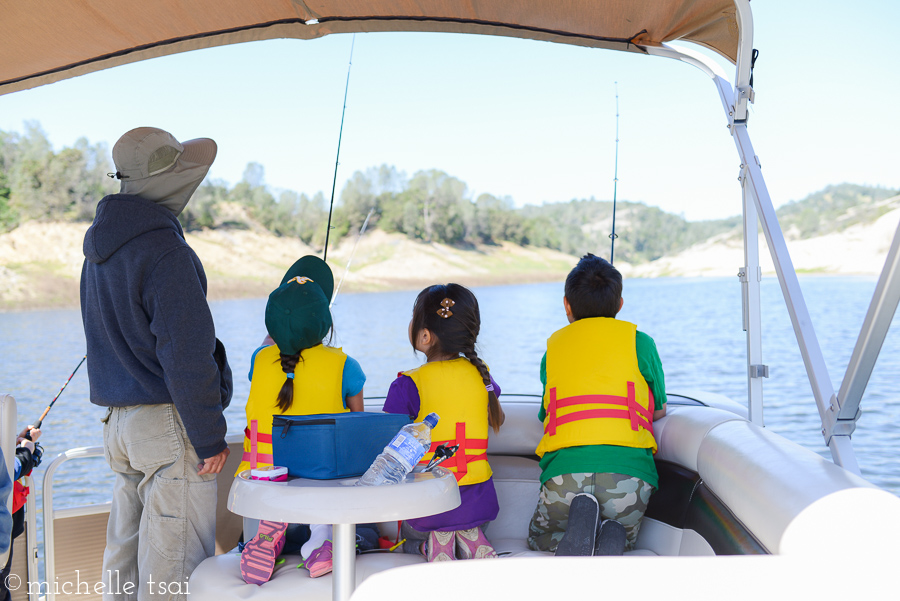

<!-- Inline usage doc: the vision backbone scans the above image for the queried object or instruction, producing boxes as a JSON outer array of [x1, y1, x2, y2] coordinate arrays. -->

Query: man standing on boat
[[80, 127, 233, 600]]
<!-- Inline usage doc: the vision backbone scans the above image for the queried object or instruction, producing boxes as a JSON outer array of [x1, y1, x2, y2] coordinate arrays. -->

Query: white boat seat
[[189, 552, 424, 600], [191, 399, 900, 600]]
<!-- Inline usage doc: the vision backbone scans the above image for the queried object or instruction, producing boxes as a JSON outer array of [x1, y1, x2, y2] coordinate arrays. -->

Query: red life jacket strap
[[546, 382, 654, 435], [243, 425, 273, 444], [241, 451, 274, 465], [244, 421, 275, 469], [428, 439, 488, 452], [421, 422, 488, 481]]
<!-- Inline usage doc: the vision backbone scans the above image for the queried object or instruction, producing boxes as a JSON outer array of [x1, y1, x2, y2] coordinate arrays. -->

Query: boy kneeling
[[527, 253, 667, 556]]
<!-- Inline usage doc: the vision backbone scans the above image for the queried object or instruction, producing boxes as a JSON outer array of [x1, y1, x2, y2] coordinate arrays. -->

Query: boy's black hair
[[564, 253, 623, 319]]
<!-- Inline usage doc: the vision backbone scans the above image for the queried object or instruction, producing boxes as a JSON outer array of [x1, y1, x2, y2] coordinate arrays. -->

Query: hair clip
[[485, 383, 494, 392], [436, 297, 455, 318], [286, 373, 295, 379]]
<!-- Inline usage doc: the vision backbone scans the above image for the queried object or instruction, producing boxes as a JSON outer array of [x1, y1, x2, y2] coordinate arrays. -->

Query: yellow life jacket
[[404, 358, 492, 486], [536, 318, 656, 458], [236, 343, 348, 475]]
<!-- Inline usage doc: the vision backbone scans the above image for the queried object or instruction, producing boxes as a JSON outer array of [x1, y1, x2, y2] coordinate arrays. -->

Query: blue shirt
[[248, 345, 366, 407]]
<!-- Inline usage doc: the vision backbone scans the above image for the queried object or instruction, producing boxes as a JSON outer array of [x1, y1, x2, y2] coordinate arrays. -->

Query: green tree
[[4, 123, 115, 224], [0, 129, 18, 230], [181, 179, 229, 230]]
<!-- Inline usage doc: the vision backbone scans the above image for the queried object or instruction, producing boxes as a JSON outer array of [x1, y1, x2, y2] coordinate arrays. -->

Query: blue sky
[[0, 1, 897, 220]]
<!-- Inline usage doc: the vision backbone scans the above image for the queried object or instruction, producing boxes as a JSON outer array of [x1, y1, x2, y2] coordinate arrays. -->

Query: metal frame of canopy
[[648, 1, 899, 473], [2, 0, 896, 472]]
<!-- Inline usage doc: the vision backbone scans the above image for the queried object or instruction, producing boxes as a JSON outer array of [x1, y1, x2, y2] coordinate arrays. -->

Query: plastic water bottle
[[357, 413, 439, 486]]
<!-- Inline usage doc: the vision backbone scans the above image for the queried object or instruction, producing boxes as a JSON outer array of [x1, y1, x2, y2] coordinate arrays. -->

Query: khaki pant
[[102, 404, 216, 601]]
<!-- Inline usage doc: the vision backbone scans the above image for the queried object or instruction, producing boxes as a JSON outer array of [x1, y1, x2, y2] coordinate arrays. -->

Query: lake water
[[1, 275, 899, 567]]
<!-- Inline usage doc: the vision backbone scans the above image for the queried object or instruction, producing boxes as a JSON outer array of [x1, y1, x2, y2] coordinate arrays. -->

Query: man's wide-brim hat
[[112, 126, 216, 181], [265, 256, 335, 355], [112, 126, 217, 217]]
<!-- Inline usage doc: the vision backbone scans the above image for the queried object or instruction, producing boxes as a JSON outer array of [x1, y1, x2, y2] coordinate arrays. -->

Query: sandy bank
[[0, 225, 577, 311], [1, 209, 897, 311], [626, 207, 900, 278]]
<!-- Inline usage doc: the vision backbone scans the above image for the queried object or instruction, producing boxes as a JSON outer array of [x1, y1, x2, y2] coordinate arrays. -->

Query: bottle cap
[[423, 413, 439, 428]]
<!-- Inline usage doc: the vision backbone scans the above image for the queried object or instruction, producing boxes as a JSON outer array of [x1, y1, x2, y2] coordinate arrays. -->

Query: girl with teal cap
[[237, 256, 366, 585]]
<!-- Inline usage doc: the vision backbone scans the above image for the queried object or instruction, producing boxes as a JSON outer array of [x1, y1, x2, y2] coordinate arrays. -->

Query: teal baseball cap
[[265, 276, 333, 355], [281, 255, 334, 301]]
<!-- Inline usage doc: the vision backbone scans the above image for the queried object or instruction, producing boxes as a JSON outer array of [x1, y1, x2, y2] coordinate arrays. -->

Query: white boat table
[[228, 469, 460, 601]]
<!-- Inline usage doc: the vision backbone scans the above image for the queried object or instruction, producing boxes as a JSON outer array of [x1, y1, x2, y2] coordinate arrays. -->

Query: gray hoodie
[[81, 194, 232, 459]]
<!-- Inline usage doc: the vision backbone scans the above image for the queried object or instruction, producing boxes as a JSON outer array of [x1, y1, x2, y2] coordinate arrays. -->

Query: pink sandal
[[240, 520, 288, 585], [455, 527, 497, 559], [427, 530, 456, 562]]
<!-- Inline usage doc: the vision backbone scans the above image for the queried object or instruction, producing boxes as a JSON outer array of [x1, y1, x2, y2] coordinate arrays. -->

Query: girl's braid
[[276, 351, 302, 412], [463, 348, 503, 434]]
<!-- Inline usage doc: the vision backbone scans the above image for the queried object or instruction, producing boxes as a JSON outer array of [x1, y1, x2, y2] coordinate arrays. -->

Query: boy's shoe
[[555, 493, 599, 556], [240, 520, 288, 585], [426, 530, 457, 562], [455, 527, 498, 559], [401, 538, 427, 555], [594, 519, 626, 556], [304, 540, 334, 578]]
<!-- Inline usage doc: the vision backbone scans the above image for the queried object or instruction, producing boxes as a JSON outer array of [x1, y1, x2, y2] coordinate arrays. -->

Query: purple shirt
[[383, 370, 501, 532]]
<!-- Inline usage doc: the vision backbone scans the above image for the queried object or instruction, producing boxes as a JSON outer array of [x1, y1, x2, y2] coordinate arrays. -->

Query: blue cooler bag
[[272, 412, 412, 479]]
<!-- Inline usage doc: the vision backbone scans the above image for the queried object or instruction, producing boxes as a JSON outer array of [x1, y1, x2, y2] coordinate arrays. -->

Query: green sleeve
[[636, 330, 666, 410], [538, 352, 547, 422]]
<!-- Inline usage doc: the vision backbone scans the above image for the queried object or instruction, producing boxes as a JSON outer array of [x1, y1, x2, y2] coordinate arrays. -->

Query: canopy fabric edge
[[2, 17, 677, 98]]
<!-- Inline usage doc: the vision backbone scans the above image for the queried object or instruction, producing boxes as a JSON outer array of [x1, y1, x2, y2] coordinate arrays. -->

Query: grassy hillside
[[775, 184, 899, 238], [519, 199, 740, 263]]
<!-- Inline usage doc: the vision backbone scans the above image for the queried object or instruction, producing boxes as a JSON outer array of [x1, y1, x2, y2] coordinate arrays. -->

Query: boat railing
[[1, 393, 17, 569], [13, 473, 39, 601], [41, 446, 109, 601]]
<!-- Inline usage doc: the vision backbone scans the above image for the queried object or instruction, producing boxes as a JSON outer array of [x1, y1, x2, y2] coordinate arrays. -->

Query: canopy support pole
[[647, 42, 860, 472], [828, 219, 900, 446], [732, 0, 755, 122], [739, 165, 765, 425], [731, 124, 859, 471]]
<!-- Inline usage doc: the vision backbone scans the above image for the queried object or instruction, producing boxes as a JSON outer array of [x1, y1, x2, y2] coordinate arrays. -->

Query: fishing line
[[609, 81, 620, 265], [323, 34, 357, 262], [330, 206, 374, 307], [25, 354, 86, 438]]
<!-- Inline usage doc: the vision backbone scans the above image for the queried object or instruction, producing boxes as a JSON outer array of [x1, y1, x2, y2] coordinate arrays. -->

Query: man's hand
[[197, 447, 230, 475]]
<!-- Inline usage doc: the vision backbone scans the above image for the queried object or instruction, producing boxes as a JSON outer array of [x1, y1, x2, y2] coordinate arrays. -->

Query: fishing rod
[[323, 34, 357, 263], [609, 81, 620, 265], [24, 355, 86, 438], [330, 207, 374, 307]]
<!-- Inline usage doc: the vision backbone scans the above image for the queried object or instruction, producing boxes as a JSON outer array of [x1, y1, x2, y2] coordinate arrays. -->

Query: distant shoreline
[[0, 267, 878, 315], [1, 214, 895, 313]]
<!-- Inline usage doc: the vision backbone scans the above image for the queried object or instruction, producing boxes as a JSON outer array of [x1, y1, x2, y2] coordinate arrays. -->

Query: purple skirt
[[406, 477, 499, 532]]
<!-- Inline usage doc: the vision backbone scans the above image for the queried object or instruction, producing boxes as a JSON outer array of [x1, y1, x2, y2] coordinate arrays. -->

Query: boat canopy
[[5, 1, 899, 475], [0, 0, 741, 97]]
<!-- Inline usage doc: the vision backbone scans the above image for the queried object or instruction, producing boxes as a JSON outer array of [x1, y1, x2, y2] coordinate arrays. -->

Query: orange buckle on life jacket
[[243, 420, 274, 467], [546, 383, 654, 436], [420, 422, 487, 482]]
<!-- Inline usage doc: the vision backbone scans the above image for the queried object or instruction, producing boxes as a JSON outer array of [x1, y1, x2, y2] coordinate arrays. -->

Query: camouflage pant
[[527, 473, 653, 553]]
